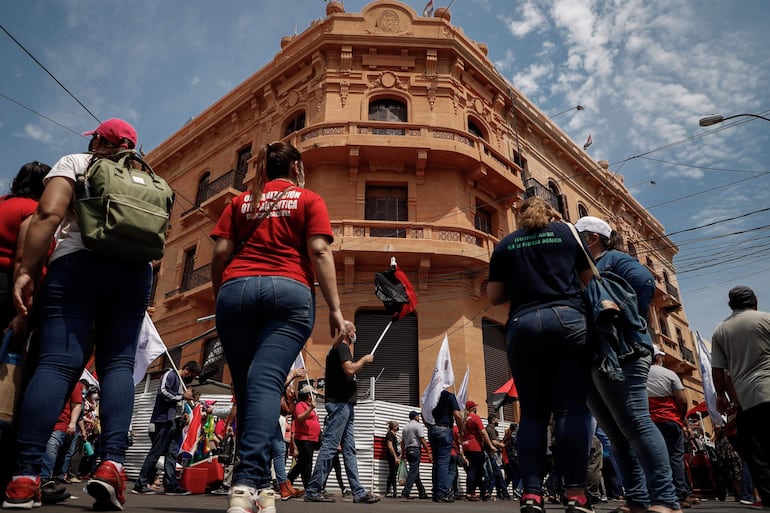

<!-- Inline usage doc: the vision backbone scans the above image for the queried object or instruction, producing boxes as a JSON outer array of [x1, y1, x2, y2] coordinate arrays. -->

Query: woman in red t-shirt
[[211, 141, 349, 505], [287, 386, 321, 489], [461, 401, 494, 501], [0, 161, 49, 330]]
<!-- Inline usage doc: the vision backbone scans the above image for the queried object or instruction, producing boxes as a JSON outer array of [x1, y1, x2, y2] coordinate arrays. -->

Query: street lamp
[[550, 105, 584, 119], [699, 113, 770, 127]]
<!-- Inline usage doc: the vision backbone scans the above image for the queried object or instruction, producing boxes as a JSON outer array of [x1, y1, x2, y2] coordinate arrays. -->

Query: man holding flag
[[132, 361, 200, 496], [420, 335, 461, 502]]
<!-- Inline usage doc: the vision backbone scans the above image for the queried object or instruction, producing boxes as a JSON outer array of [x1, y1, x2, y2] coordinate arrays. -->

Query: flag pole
[[370, 320, 393, 355]]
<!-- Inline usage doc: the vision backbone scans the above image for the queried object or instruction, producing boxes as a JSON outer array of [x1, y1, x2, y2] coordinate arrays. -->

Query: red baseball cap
[[83, 118, 137, 148], [465, 401, 478, 410]]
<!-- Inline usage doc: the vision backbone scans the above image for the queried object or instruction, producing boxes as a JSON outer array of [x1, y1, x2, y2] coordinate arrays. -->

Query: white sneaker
[[256, 489, 276, 513], [227, 486, 276, 513], [227, 486, 256, 513]]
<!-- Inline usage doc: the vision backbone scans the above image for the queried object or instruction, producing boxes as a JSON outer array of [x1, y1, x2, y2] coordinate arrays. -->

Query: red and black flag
[[487, 377, 518, 411], [374, 257, 418, 320], [371, 257, 418, 354]]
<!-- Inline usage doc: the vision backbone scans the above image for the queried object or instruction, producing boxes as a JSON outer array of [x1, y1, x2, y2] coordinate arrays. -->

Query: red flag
[[583, 134, 593, 150], [180, 403, 203, 456]]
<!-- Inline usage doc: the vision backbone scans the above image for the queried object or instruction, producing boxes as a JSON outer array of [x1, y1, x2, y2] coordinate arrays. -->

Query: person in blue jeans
[[133, 362, 200, 496], [303, 326, 380, 504], [428, 389, 463, 502], [211, 141, 351, 513], [3, 118, 154, 512], [576, 215, 682, 513], [400, 411, 430, 499], [488, 197, 594, 513]]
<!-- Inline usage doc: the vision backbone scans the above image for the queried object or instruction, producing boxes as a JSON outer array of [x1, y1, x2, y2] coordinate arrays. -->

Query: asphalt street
[[35, 484, 763, 513]]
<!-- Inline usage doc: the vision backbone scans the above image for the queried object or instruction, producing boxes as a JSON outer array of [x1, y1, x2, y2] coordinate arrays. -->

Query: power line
[[1, 24, 100, 123], [0, 93, 86, 139]]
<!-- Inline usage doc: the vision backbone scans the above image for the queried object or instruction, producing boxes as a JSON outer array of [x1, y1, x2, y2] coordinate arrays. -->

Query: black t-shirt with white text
[[488, 221, 590, 317], [325, 341, 357, 404]]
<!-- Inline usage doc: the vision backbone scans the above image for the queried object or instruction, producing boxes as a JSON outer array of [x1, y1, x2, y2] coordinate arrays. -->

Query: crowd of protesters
[[1, 127, 768, 513]]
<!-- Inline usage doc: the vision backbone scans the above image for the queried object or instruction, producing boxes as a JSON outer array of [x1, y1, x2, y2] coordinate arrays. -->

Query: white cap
[[575, 216, 612, 238], [299, 384, 316, 395]]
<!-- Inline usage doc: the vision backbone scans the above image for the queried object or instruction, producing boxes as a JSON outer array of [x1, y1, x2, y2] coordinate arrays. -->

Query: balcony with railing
[[679, 342, 695, 365], [165, 264, 212, 302], [181, 169, 247, 224], [331, 219, 499, 264], [652, 276, 682, 312], [290, 121, 524, 197], [523, 178, 559, 211]]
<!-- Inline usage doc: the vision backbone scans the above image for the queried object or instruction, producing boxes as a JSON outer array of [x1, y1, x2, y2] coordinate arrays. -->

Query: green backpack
[[75, 150, 174, 262]]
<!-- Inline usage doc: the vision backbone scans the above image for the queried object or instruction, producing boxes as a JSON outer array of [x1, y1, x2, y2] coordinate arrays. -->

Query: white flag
[[80, 367, 99, 389], [695, 331, 725, 427], [133, 312, 168, 385], [420, 335, 454, 424], [456, 366, 470, 409], [291, 351, 306, 372]]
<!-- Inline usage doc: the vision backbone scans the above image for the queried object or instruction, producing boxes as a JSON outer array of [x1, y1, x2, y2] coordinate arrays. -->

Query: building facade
[[144, 0, 704, 418]]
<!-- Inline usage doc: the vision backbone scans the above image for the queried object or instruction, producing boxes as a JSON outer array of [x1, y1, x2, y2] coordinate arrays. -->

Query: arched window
[[547, 180, 569, 220], [577, 203, 589, 218], [468, 118, 485, 140], [284, 111, 306, 137], [194, 172, 210, 207], [369, 98, 407, 122]]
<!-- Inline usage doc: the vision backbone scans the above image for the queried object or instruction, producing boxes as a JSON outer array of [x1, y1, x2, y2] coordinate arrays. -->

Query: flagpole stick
[[165, 349, 188, 391], [370, 320, 393, 355]]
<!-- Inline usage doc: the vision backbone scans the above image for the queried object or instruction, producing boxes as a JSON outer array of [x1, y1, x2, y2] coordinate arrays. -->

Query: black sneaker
[[353, 492, 381, 504], [41, 480, 70, 504], [304, 492, 334, 502], [210, 486, 230, 495], [565, 497, 594, 513], [164, 487, 191, 496], [131, 485, 156, 495]]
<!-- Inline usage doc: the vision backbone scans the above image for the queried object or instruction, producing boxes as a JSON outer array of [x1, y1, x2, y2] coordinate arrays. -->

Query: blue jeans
[[135, 421, 181, 489], [401, 446, 426, 497], [507, 305, 592, 495], [14, 250, 150, 475], [655, 420, 691, 500], [428, 425, 452, 499], [271, 422, 287, 483], [216, 276, 314, 491], [588, 355, 679, 509], [306, 402, 366, 500], [41, 431, 68, 479]]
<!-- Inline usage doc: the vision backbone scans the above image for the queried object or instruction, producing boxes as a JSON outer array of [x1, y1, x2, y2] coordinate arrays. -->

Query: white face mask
[[296, 161, 305, 188]]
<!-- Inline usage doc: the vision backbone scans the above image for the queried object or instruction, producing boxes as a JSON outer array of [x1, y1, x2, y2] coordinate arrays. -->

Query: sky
[[1, 0, 769, 341]]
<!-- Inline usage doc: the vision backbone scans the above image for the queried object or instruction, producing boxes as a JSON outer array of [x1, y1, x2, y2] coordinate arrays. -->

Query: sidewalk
[[38, 484, 764, 513]]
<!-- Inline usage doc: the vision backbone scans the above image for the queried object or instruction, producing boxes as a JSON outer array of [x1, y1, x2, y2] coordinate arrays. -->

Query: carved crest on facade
[[366, 9, 413, 36]]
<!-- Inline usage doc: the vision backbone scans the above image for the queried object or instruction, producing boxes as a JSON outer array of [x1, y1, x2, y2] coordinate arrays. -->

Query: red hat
[[83, 118, 137, 148], [465, 401, 478, 410]]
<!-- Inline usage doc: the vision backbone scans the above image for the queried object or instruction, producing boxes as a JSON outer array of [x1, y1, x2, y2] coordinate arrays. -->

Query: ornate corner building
[[144, 0, 704, 418]]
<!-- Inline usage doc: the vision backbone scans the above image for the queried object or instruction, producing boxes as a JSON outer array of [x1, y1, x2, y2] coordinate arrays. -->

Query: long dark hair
[[10, 161, 50, 200], [251, 141, 302, 208]]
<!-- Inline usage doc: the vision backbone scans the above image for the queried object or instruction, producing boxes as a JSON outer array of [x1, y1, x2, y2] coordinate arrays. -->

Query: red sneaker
[[2, 476, 42, 510], [86, 461, 126, 511]]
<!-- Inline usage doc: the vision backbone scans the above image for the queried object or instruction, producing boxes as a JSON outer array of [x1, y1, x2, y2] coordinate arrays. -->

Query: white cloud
[[501, 1, 548, 37], [191, 77, 200, 86], [23, 124, 53, 144]]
